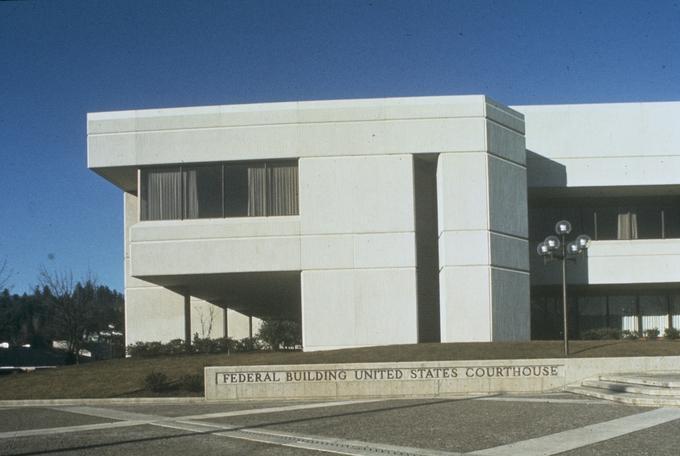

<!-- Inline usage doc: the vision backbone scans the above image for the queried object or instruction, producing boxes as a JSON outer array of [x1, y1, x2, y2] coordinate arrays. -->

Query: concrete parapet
[[205, 356, 680, 401]]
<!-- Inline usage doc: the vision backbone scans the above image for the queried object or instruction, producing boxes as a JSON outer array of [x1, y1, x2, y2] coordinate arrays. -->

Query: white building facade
[[87, 96, 680, 350]]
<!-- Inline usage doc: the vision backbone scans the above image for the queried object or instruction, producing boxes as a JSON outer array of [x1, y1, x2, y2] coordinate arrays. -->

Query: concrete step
[[580, 379, 680, 397], [567, 372, 680, 407], [566, 386, 680, 407], [598, 373, 680, 389]]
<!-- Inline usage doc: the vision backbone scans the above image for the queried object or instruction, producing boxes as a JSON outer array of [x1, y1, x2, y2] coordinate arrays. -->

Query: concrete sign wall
[[205, 356, 680, 401]]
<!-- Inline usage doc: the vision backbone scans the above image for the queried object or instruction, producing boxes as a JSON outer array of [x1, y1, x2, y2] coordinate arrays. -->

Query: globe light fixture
[[555, 220, 572, 235], [537, 220, 591, 356], [544, 235, 561, 250]]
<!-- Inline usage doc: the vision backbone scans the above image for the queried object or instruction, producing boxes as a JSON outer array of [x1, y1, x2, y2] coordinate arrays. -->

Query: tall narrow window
[[617, 211, 638, 240], [267, 161, 299, 216], [183, 165, 222, 219], [140, 167, 182, 220], [247, 163, 267, 216], [224, 164, 249, 217]]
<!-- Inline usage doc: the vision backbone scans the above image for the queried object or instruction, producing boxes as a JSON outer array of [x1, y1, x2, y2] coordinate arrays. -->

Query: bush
[[128, 335, 259, 357], [257, 320, 302, 351], [622, 330, 641, 340], [664, 327, 680, 340], [128, 340, 188, 357], [236, 337, 263, 352], [144, 371, 171, 392], [178, 374, 203, 392], [580, 328, 621, 340], [644, 328, 660, 340]]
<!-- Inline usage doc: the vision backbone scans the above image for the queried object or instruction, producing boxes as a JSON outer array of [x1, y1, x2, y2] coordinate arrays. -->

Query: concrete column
[[299, 154, 418, 351], [437, 123, 530, 342]]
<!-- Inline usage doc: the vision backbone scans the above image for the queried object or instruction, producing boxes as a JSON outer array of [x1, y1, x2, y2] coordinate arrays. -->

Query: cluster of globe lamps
[[536, 220, 592, 356]]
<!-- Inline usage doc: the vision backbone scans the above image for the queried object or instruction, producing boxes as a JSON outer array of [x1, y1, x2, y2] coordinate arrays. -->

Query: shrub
[[580, 328, 621, 340], [257, 320, 302, 351], [164, 339, 189, 355], [644, 328, 660, 340], [128, 341, 165, 357], [622, 330, 641, 340], [664, 327, 680, 340], [235, 337, 263, 352], [178, 374, 203, 392], [144, 371, 171, 392], [128, 335, 256, 357]]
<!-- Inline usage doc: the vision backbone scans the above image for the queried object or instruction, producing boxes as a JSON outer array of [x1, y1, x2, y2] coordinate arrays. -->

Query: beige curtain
[[143, 168, 182, 220], [617, 212, 638, 240], [267, 163, 299, 216], [247, 164, 267, 216], [183, 168, 199, 219]]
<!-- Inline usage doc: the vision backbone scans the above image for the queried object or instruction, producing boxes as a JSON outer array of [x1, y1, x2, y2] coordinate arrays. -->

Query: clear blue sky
[[1, 0, 679, 294]]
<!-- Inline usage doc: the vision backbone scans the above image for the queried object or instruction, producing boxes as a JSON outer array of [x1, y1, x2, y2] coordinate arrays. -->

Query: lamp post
[[537, 220, 591, 356]]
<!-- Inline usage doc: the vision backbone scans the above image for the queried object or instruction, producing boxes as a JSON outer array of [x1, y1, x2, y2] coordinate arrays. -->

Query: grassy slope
[[1, 340, 679, 400]]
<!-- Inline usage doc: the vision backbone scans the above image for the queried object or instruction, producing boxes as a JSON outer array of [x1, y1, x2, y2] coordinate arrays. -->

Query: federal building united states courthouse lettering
[[87, 96, 680, 351]]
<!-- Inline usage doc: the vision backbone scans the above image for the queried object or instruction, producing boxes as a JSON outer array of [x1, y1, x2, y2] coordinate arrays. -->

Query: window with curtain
[[140, 167, 182, 221], [183, 166, 222, 219], [140, 160, 299, 221]]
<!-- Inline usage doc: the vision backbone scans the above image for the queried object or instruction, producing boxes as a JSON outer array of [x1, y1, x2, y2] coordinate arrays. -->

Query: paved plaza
[[2, 393, 680, 455]]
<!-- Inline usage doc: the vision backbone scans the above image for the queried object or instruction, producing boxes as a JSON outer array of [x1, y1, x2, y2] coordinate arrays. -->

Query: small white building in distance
[[87, 96, 680, 351]]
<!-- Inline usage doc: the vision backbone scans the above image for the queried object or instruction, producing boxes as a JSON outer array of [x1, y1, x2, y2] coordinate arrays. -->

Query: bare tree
[[194, 303, 215, 338], [39, 268, 100, 364]]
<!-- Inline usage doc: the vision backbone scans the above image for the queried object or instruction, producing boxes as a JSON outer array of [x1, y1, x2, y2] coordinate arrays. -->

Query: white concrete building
[[87, 96, 680, 350]]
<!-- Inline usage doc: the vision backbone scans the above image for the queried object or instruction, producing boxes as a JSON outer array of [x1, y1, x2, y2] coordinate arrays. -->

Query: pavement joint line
[[0, 399, 385, 441], [178, 399, 384, 420], [158, 418, 461, 456], [50, 405, 165, 422], [467, 407, 680, 456], [0, 420, 149, 440]]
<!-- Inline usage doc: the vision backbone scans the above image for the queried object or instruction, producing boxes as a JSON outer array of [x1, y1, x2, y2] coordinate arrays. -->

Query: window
[[529, 196, 680, 242], [183, 166, 222, 219], [140, 167, 182, 221], [140, 160, 299, 221]]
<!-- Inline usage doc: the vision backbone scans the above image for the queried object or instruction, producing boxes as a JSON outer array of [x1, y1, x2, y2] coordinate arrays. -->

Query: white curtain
[[183, 168, 199, 219], [617, 212, 638, 240], [143, 168, 182, 220], [268, 163, 299, 216], [247, 165, 267, 216]]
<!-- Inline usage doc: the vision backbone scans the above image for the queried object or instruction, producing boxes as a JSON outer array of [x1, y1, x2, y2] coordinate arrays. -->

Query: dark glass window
[[529, 197, 678, 241], [577, 296, 607, 334], [664, 207, 680, 238], [595, 207, 618, 240], [223, 164, 249, 217], [183, 166, 222, 219], [140, 160, 299, 221], [636, 207, 662, 239]]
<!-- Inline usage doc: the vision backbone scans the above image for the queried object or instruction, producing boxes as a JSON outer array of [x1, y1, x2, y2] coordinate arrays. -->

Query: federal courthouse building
[[87, 96, 680, 351]]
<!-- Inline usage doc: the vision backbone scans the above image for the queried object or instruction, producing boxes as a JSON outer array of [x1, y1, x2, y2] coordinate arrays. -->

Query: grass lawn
[[1, 340, 679, 400]]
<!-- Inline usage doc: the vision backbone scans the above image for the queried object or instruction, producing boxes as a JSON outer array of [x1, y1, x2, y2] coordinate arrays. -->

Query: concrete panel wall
[[125, 192, 184, 345], [437, 129, 530, 342], [491, 269, 531, 340], [531, 239, 680, 286], [301, 269, 418, 351], [515, 101, 680, 188], [88, 96, 522, 171], [299, 154, 418, 351]]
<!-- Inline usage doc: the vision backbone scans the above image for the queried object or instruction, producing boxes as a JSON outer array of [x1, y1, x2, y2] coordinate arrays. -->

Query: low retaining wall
[[204, 356, 680, 401]]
